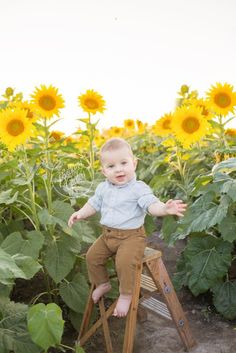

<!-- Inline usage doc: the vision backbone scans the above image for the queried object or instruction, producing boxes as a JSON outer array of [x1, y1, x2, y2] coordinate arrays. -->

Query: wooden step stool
[[77, 247, 196, 353]]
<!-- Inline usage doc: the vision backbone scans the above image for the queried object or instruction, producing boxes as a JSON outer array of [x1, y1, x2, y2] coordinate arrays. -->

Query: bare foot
[[92, 282, 111, 303], [113, 294, 132, 317]]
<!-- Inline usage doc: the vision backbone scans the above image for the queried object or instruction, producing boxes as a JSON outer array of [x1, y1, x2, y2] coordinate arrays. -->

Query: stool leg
[[123, 263, 143, 353], [146, 257, 196, 350], [99, 297, 114, 353], [78, 283, 95, 342]]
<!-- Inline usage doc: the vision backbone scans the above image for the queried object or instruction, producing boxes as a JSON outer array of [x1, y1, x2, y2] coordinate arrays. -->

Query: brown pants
[[86, 226, 146, 295]]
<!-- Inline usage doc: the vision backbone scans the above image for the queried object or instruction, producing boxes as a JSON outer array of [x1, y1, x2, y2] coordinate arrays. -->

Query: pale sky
[[1, 0, 236, 134]]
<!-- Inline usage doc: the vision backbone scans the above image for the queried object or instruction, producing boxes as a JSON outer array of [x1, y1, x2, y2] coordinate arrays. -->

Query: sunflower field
[[0, 83, 236, 353]]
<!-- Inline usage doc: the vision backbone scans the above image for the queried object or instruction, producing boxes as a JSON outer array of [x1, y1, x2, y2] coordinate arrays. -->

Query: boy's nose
[[115, 165, 123, 172]]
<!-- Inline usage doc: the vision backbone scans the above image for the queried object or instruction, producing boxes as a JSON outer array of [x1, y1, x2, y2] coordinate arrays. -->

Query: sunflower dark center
[[7, 119, 24, 136], [84, 98, 99, 109], [182, 117, 200, 134], [39, 95, 56, 111], [214, 93, 231, 108], [162, 119, 171, 129]]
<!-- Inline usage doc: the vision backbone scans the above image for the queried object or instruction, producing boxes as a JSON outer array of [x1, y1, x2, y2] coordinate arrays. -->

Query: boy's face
[[101, 147, 137, 185]]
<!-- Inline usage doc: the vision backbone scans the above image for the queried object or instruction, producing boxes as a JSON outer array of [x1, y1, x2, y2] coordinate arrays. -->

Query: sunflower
[[136, 120, 146, 134], [78, 89, 106, 114], [225, 128, 236, 137], [31, 84, 65, 119], [153, 113, 173, 137], [0, 108, 34, 150], [50, 130, 65, 141], [190, 99, 213, 120], [206, 83, 236, 116], [14, 101, 37, 121], [124, 119, 135, 130], [172, 106, 210, 148]]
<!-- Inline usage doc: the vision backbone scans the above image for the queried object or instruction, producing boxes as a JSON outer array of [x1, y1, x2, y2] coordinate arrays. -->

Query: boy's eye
[[121, 161, 127, 165], [108, 165, 114, 168]]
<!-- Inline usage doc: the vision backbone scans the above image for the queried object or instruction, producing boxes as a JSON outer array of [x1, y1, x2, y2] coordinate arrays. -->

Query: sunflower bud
[[180, 85, 189, 94], [5, 87, 14, 97]]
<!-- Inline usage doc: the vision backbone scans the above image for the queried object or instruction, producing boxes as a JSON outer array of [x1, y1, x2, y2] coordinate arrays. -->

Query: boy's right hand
[[68, 212, 82, 228]]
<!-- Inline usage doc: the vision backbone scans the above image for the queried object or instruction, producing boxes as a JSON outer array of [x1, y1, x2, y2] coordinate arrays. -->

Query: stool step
[[140, 273, 157, 292], [139, 296, 172, 320]]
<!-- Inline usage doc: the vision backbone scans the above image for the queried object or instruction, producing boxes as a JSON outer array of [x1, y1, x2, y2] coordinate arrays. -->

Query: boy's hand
[[165, 199, 187, 217], [68, 212, 82, 228]]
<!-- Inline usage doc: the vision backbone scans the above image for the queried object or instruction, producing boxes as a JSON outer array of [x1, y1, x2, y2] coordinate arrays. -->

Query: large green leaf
[[213, 281, 236, 320], [27, 303, 64, 351], [221, 180, 236, 202], [218, 215, 236, 242], [0, 298, 41, 353], [182, 194, 230, 234], [184, 236, 233, 296], [0, 189, 18, 204], [212, 158, 236, 176], [0, 248, 41, 284], [53, 200, 97, 242], [0, 248, 27, 282], [59, 273, 89, 313], [12, 254, 41, 279], [44, 234, 81, 283], [1, 231, 44, 259]]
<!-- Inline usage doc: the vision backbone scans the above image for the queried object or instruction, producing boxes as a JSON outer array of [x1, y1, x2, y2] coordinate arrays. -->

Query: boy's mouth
[[116, 175, 125, 181]]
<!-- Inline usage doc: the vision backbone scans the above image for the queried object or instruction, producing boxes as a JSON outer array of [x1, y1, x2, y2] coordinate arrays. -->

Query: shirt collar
[[106, 175, 136, 188]]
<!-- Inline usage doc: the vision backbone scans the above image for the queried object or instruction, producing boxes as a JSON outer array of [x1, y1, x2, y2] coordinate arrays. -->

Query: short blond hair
[[100, 138, 133, 160]]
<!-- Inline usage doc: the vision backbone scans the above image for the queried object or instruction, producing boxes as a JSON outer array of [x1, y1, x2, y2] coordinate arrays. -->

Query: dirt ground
[[83, 234, 236, 353]]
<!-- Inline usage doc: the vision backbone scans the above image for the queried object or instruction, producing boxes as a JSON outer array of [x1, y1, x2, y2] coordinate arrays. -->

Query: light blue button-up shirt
[[88, 176, 159, 229]]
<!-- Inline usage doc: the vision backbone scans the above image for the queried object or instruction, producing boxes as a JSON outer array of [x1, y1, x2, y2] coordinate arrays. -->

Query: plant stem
[[23, 147, 40, 230], [44, 118, 53, 215], [88, 112, 95, 179]]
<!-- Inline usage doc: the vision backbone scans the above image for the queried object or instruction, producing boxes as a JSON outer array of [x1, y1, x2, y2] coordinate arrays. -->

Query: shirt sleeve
[[87, 183, 103, 211], [137, 182, 159, 212]]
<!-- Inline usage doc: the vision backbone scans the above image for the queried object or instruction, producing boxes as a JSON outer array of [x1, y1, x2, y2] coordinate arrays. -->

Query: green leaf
[[75, 343, 86, 353], [0, 298, 41, 353], [0, 248, 41, 284], [0, 282, 13, 297], [27, 303, 64, 351], [182, 194, 230, 233], [221, 180, 236, 202], [0, 189, 18, 204], [161, 216, 178, 245], [184, 236, 233, 296], [0, 248, 26, 282], [44, 234, 81, 283], [59, 273, 89, 313], [212, 158, 236, 176], [213, 281, 236, 320], [38, 208, 55, 225], [1, 231, 44, 259], [219, 216, 236, 242], [12, 254, 41, 279], [144, 214, 157, 236]]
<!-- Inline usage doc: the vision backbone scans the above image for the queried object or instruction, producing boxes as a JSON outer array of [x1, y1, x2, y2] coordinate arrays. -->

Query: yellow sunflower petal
[[0, 108, 34, 150], [153, 113, 173, 137], [31, 84, 65, 119], [124, 119, 135, 130], [14, 101, 37, 121], [172, 105, 210, 148], [206, 82, 236, 116], [78, 89, 106, 114]]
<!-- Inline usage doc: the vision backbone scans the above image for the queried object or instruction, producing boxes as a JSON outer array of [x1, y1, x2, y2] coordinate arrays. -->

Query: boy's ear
[[134, 157, 138, 169]]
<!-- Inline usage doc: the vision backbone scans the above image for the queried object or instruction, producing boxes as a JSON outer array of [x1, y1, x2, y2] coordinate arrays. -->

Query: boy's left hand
[[165, 199, 187, 217]]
